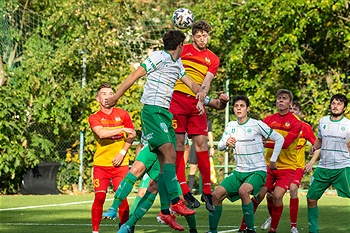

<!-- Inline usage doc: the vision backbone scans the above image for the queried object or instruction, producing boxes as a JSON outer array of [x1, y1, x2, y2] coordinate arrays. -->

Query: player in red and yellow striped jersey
[[169, 20, 220, 212], [88, 83, 136, 233]]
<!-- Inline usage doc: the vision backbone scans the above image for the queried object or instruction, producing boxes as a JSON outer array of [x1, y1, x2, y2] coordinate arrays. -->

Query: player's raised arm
[[105, 66, 146, 107], [180, 74, 206, 101]]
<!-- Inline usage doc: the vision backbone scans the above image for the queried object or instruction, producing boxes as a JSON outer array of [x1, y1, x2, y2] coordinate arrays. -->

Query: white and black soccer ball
[[172, 8, 194, 29]]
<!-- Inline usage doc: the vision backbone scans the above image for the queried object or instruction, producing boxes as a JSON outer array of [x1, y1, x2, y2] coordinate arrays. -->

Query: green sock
[[111, 172, 137, 210], [308, 206, 319, 233], [163, 163, 179, 201], [185, 204, 197, 231], [208, 205, 222, 233], [129, 195, 141, 215], [126, 191, 157, 227], [158, 174, 170, 211], [242, 202, 255, 230]]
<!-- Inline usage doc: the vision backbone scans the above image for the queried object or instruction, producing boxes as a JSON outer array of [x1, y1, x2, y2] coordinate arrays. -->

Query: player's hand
[[309, 145, 317, 155], [124, 128, 137, 138], [209, 147, 215, 156], [226, 137, 236, 147], [196, 90, 207, 102], [303, 162, 313, 173], [112, 153, 124, 166], [219, 93, 229, 103], [269, 161, 278, 170], [196, 101, 205, 115], [104, 95, 118, 108]]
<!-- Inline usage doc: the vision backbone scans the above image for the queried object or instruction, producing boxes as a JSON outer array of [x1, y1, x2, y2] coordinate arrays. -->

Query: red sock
[[290, 198, 299, 228], [118, 198, 130, 224], [267, 195, 273, 216], [252, 197, 260, 212], [270, 204, 283, 231], [91, 192, 106, 231], [175, 151, 190, 194], [197, 150, 211, 194]]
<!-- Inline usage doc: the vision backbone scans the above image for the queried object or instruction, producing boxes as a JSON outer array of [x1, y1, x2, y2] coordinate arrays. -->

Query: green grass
[[0, 192, 349, 233]]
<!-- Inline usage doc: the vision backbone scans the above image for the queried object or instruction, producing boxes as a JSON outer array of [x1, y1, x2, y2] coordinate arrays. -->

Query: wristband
[[204, 96, 211, 106], [120, 149, 127, 156]]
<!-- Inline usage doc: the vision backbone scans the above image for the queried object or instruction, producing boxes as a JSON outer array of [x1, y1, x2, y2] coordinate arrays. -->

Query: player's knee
[[307, 198, 317, 208], [130, 162, 146, 177]]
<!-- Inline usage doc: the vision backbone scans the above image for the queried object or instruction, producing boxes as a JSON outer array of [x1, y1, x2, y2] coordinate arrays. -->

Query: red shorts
[[265, 167, 295, 191], [169, 91, 208, 136], [93, 165, 129, 191], [290, 168, 304, 187]]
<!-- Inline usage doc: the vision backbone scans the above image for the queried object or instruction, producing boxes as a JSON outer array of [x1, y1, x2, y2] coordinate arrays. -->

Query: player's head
[[163, 30, 186, 51], [96, 83, 114, 109], [232, 95, 250, 120], [275, 89, 293, 113], [330, 93, 348, 117], [192, 20, 211, 50], [290, 100, 302, 117]]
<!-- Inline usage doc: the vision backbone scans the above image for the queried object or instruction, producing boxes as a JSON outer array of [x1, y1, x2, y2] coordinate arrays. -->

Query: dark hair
[[192, 20, 211, 35], [292, 100, 302, 111], [232, 95, 250, 108], [276, 89, 293, 102], [163, 30, 186, 50], [330, 93, 348, 107], [97, 83, 111, 94]]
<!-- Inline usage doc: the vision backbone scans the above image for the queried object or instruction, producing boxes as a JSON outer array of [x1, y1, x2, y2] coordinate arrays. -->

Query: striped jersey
[[174, 44, 220, 96], [317, 115, 350, 169], [88, 108, 134, 167], [217, 118, 274, 172], [296, 121, 316, 168], [264, 112, 302, 170], [140, 50, 186, 109]]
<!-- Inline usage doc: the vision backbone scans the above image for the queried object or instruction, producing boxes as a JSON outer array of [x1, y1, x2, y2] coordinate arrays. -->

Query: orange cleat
[[156, 212, 184, 231], [170, 200, 196, 216]]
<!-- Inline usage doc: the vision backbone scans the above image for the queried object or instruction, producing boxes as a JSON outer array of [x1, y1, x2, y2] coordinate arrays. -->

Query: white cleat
[[290, 226, 299, 233], [261, 216, 271, 230]]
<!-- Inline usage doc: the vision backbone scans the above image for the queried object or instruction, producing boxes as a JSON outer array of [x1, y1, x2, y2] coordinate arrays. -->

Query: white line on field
[[0, 197, 134, 211]]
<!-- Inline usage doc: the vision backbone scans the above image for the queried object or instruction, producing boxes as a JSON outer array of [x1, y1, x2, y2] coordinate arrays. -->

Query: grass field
[[0, 192, 349, 233]]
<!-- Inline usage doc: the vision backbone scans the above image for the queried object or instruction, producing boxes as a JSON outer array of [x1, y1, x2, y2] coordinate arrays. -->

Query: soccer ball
[[172, 8, 194, 29]]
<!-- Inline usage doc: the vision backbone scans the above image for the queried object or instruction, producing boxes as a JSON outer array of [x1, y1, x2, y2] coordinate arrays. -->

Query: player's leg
[[208, 181, 231, 233], [239, 171, 267, 233], [268, 169, 294, 233], [91, 166, 110, 233], [289, 168, 303, 233], [129, 173, 150, 214]]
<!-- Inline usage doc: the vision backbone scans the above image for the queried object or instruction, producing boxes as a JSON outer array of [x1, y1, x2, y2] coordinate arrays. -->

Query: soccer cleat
[[102, 207, 117, 220], [170, 200, 196, 216], [156, 212, 185, 231], [261, 216, 271, 230], [246, 229, 256, 233], [237, 230, 246, 233], [117, 224, 133, 233], [290, 227, 299, 233], [189, 229, 198, 233], [183, 192, 200, 208], [201, 193, 215, 212]]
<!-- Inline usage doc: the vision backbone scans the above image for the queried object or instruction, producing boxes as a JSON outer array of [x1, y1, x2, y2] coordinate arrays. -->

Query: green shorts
[[135, 143, 160, 181], [307, 167, 350, 200], [220, 170, 267, 202], [141, 105, 176, 152]]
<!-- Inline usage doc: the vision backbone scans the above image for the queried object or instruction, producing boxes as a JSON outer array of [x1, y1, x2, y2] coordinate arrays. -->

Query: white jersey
[[140, 50, 186, 109], [218, 118, 278, 172], [317, 115, 350, 169]]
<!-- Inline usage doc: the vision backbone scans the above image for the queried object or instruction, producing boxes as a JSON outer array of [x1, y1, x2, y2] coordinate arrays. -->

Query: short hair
[[292, 100, 302, 112], [163, 30, 186, 50], [232, 95, 250, 108], [276, 89, 293, 102], [192, 20, 211, 35], [97, 83, 111, 94], [330, 93, 348, 107]]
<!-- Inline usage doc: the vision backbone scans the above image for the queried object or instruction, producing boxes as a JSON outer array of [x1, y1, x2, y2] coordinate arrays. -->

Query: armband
[[204, 96, 211, 106], [120, 149, 127, 156]]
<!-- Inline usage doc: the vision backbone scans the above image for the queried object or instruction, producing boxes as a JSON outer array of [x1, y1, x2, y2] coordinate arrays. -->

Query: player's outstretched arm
[[105, 66, 146, 107], [206, 94, 229, 110]]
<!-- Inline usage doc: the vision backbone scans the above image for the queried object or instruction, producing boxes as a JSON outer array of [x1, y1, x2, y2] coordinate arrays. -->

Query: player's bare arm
[[92, 126, 136, 139], [180, 74, 206, 101], [200, 72, 215, 93], [105, 66, 146, 107], [304, 149, 320, 173], [206, 93, 229, 110], [310, 138, 322, 154]]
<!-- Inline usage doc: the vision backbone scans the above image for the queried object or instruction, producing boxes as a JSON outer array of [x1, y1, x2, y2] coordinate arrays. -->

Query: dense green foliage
[[1, 0, 349, 193]]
